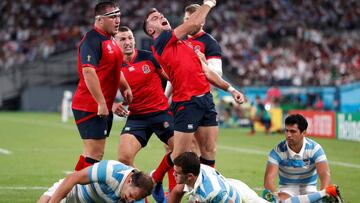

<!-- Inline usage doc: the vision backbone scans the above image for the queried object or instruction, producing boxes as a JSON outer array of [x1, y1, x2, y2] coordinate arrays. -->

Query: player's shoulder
[[276, 140, 288, 152], [195, 32, 219, 44], [80, 29, 105, 47], [137, 49, 153, 59], [304, 137, 322, 150]]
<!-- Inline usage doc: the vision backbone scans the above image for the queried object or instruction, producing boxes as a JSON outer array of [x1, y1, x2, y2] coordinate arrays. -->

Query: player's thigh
[[73, 109, 113, 139], [172, 131, 195, 158], [150, 110, 174, 146], [195, 126, 218, 152], [118, 133, 142, 165], [228, 179, 268, 203]]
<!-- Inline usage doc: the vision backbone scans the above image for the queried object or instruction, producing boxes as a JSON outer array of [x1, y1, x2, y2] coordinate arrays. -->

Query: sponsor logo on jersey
[[163, 121, 169, 128], [142, 65, 150, 74], [128, 66, 135, 72], [125, 127, 131, 131], [107, 44, 114, 54], [87, 55, 91, 62], [187, 124, 193, 130], [104, 130, 107, 135]]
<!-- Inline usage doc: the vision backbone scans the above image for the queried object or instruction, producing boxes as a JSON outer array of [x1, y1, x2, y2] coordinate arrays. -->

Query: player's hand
[[122, 88, 133, 104], [195, 50, 207, 64], [203, 0, 216, 8], [230, 89, 246, 104], [112, 102, 129, 117], [98, 102, 109, 117]]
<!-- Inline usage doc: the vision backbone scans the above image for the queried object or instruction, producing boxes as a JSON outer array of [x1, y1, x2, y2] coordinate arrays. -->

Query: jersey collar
[[287, 137, 307, 159], [93, 26, 112, 38]]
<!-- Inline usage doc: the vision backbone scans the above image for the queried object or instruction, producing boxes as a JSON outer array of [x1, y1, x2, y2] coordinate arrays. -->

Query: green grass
[[0, 112, 359, 202]]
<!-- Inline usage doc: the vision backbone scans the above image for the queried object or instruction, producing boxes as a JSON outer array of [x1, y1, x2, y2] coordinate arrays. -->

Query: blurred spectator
[[1, 0, 359, 86], [248, 95, 271, 135]]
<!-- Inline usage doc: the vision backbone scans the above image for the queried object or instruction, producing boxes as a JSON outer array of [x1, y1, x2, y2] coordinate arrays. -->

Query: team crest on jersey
[[107, 44, 114, 54], [303, 158, 310, 166], [163, 121, 169, 128], [142, 65, 150, 74]]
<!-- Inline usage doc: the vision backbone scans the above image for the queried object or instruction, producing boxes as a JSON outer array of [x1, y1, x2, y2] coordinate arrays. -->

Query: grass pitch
[[0, 112, 359, 202]]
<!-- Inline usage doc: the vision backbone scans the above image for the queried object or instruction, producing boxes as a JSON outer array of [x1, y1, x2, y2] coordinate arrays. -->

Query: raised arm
[[174, 0, 216, 39]]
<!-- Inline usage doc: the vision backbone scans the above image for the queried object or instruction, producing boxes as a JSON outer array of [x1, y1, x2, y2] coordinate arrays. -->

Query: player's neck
[[124, 52, 135, 63]]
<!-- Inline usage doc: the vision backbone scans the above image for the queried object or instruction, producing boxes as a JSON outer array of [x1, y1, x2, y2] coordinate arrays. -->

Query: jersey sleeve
[[312, 144, 327, 163], [88, 160, 110, 184], [204, 37, 222, 59], [268, 148, 281, 165], [153, 30, 178, 56], [80, 37, 102, 68]]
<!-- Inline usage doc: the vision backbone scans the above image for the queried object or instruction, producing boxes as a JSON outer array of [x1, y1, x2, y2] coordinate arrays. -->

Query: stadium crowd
[[1, 0, 359, 86]]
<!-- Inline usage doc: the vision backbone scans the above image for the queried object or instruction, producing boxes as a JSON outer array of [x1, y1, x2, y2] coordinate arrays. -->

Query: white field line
[[218, 145, 360, 170], [0, 148, 12, 155], [0, 186, 48, 190]]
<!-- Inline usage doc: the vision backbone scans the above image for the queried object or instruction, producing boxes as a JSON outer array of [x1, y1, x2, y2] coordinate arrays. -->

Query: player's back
[[152, 30, 210, 102], [189, 165, 242, 203], [122, 49, 168, 115], [74, 160, 133, 202]]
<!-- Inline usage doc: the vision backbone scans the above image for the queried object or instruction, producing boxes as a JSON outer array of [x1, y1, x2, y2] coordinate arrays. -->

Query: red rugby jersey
[[186, 31, 222, 60], [152, 30, 210, 102], [72, 27, 123, 113], [122, 49, 169, 115]]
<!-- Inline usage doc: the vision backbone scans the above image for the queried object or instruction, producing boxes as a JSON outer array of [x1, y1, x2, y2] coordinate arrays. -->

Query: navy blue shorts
[[121, 109, 174, 147], [72, 109, 113, 139], [171, 92, 218, 133]]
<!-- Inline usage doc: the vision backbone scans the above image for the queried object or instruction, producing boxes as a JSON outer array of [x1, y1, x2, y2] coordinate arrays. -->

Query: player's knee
[[201, 144, 217, 154]]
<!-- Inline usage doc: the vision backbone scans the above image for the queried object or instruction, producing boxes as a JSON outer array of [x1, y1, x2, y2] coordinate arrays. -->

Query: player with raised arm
[[113, 26, 174, 167], [143, 0, 245, 195], [71, 1, 132, 171]]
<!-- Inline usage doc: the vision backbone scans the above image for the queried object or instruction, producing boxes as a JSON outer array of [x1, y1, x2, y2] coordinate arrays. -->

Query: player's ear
[[147, 28, 155, 36], [302, 130, 307, 136]]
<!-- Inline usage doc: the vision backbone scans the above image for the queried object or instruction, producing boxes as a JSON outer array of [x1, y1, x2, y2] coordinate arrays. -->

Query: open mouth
[[161, 21, 168, 26]]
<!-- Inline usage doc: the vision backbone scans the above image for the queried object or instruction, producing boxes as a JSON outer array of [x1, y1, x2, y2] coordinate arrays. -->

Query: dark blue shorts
[[72, 109, 113, 139], [171, 92, 218, 133], [121, 109, 174, 147]]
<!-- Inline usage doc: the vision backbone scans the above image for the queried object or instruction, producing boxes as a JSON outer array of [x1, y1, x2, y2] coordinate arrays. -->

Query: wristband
[[204, 1, 216, 8], [227, 86, 235, 92]]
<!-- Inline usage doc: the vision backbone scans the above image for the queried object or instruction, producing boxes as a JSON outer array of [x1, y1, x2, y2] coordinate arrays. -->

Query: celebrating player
[[143, 0, 245, 192], [113, 26, 174, 167]]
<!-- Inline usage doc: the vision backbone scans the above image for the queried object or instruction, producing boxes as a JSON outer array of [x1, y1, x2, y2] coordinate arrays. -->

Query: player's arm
[[83, 67, 108, 116], [207, 58, 222, 76], [198, 52, 245, 104], [316, 161, 331, 190], [167, 184, 185, 203], [264, 163, 279, 193], [49, 168, 90, 203], [119, 71, 133, 104], [164, 81, 173, 98], [174, 0, 216, 39]]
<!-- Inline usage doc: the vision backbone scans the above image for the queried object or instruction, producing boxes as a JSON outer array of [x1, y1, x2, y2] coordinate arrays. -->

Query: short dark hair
[[131, 171, 153, 197], [185, 4, 201, 14], [95, 1, 117, 16], [119, 26, 131, 33], [285, 114, 308, 133], [143, 8, 158, 37], [173, 152, 200, 176]]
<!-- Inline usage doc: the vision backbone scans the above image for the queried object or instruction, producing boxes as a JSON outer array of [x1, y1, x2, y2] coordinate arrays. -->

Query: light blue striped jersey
[[74, 160, 134, 203], [267, 137, 327, 187], [184, 164, 242, 203]]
